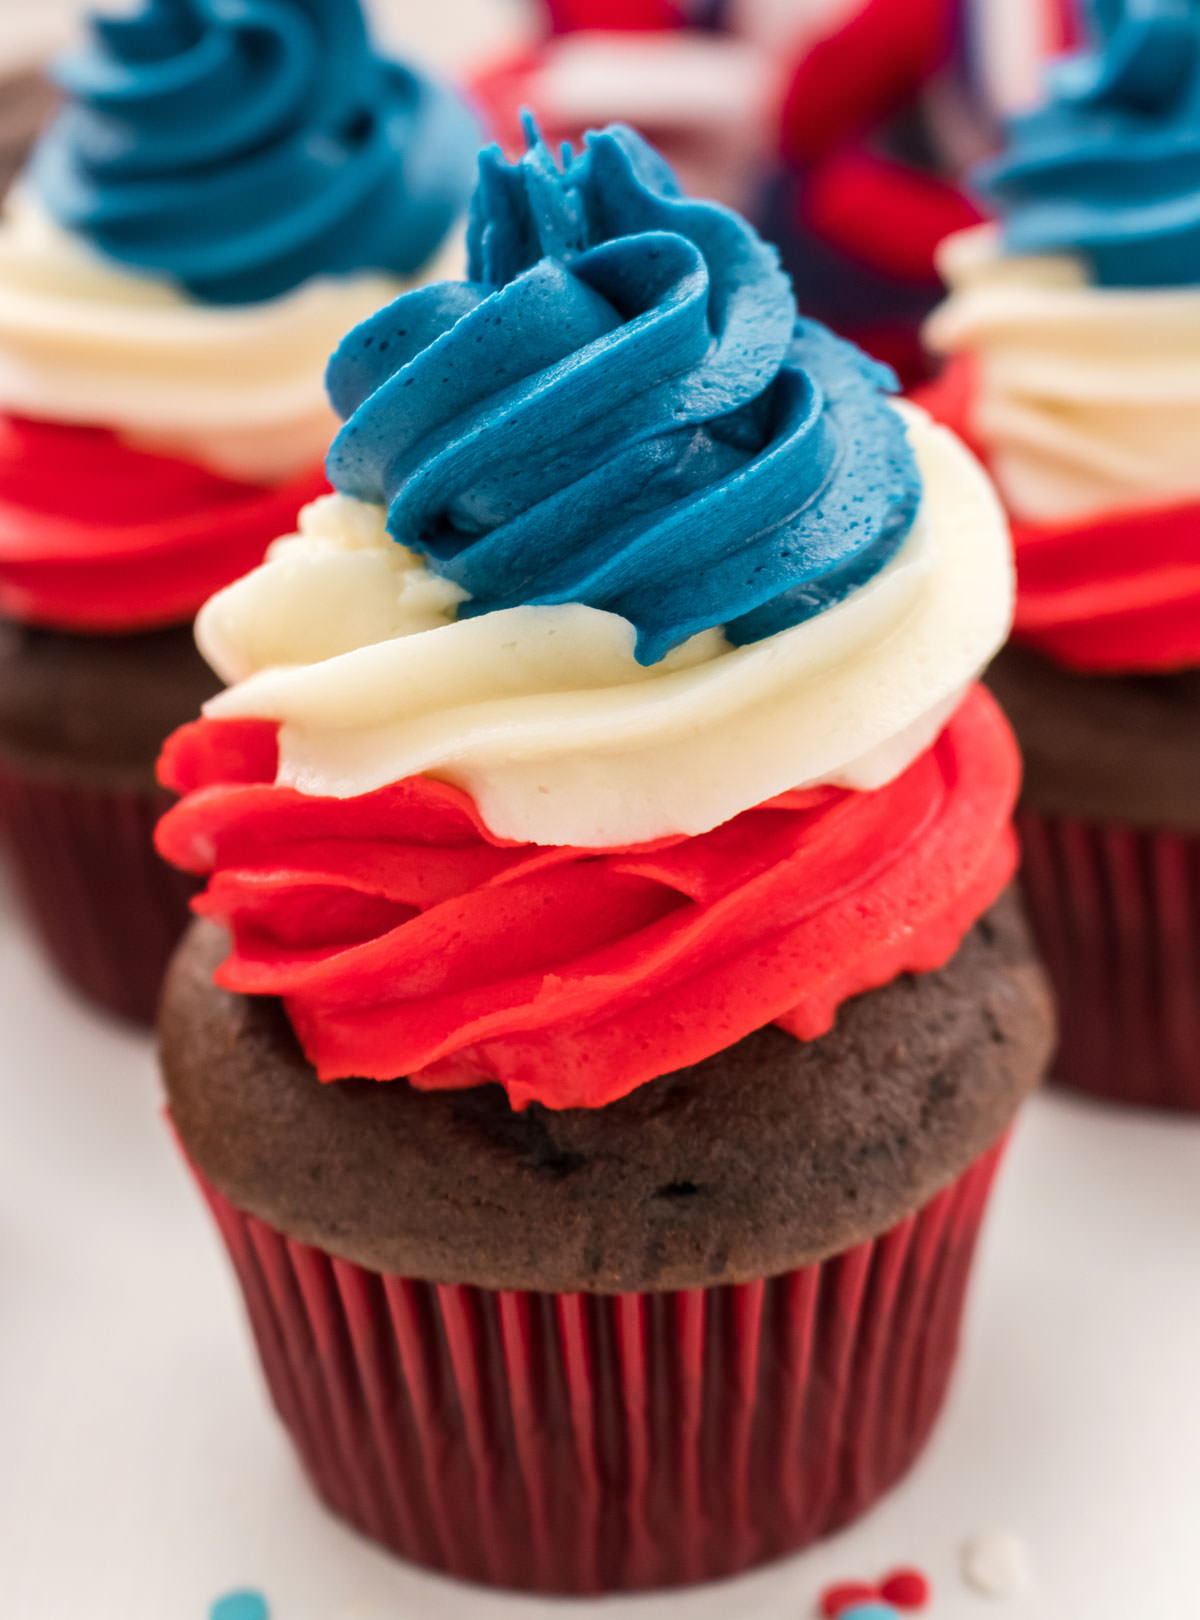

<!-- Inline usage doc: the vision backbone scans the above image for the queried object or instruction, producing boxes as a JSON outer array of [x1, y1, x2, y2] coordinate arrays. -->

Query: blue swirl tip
[[324, 119, 920, 666], [320, 117, 919, 664]]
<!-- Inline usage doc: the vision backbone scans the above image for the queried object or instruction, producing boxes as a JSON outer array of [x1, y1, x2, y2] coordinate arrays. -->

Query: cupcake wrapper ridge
[[1018, 810, 1200, 1111], [0, 762, 197, 1025], [191, 1139, 1007, 1595]]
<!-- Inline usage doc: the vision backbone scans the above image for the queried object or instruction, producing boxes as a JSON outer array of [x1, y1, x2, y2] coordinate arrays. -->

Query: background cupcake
[[0, 0, 479, 1024], [922, 0, 1200, 1108], [156, 124, 1051, 1592], [473, 0, 1079, 384]]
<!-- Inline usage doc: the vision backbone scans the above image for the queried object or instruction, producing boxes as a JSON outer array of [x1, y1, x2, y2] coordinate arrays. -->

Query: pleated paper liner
[[192, 1137, 1007, 1595], [1018, 811, 1200, 1111], [0, 759, 198, 1026]]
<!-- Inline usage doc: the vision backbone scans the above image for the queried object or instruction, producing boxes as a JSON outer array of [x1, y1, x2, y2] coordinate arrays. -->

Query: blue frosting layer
[[978, 0, 1200, 285], [326, 125, 920, 667], [30, 0, 480, 304]]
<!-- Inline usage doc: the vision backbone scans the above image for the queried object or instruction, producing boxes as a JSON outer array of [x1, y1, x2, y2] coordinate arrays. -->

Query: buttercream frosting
[[157, 119, 1020, 1106], [198, 400, 1012, 847], [31, 0, 480, 304], [324, 124, 922, 667], [157, 687, 1019, 1105], [977, 0, 1200, 288], [916, 344, 1200, 672], [927, 225, 1200, 523], [920, 2, 1200, 671], [0, 415, 328, 632]]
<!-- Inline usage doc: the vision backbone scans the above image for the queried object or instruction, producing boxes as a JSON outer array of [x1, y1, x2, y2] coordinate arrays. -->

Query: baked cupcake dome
[[0, 0, 480, 1024], [157, 122, 1051, 1590], [922, 0, 1200, 1109]]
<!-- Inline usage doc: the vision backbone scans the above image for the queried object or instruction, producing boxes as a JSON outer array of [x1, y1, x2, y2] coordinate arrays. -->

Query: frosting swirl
[[197, 404, 1012, 848], [918, 328, 1200, 673], [0, 191, 412, 483], [30, 0, 480, 304], [926, 225, 1200, 522], [977, 0, 1200, 286], [157, 688, 1019, 1107], [0, 415, 327, 631], [155, 120, 1020, 1104], [325, 123, 920, 666]]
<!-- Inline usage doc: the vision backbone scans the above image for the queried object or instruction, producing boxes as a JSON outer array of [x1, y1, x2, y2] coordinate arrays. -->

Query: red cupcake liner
[[0, 760, 198, 1025], [1017, 810, 1200, 1110], [192, 1139, 1006, 1595]]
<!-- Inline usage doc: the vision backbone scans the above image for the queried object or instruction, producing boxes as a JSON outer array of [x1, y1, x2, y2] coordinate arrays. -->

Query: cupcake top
[[0, 0, 480, 632], [31, 0, 479, 304], [924, 0, 1200, 673], [158, 122, 1018, 1111], [977, 0, 1200, 287], [323, 121, 921, 665]]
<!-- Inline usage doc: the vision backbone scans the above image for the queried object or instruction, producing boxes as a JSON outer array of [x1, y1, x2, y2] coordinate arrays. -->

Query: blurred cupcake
[[923, 0, 1200, 1109], [475, 0, 1078, 386], [773, 0, 1083, 385], [156, 124, 1051, 1592], [0, 0, 479, 1024], [0, 69, 55, 198]]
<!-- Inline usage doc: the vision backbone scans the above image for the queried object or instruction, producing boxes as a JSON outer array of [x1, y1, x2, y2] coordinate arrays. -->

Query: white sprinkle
[[961, 1529, 1033, 1599]]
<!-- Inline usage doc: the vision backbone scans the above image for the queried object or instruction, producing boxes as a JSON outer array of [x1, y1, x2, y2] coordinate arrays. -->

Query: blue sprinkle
[[838, 1605, 901, 1620], [210, 1592, 269, 1620]]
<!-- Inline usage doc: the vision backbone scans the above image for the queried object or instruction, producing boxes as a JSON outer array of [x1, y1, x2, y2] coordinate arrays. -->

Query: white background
[[2, 1, 1200, 1616]]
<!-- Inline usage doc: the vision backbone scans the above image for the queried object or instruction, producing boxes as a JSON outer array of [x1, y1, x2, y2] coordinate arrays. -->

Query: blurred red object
[[472, 0, 1082, 384]]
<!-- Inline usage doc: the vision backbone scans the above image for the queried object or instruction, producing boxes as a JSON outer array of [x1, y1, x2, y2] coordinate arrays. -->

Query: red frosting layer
[[0, 415, 327, 632], [156, 686, 1019, 1111], [916, 361, 1200, 673]]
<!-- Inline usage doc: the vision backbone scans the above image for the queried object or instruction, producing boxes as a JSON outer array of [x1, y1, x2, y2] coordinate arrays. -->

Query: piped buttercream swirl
[[324, 123, 921, 667], [978, 0, 1200, 287], [30, 0, 480, 303], [197, 403, 1013, 847]]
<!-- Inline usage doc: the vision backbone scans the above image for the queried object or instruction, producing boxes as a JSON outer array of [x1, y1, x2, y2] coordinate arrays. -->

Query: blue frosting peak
[[326, 124, 920, 666], [30, 0, 480, 304], [978, 0, 1200, 285]]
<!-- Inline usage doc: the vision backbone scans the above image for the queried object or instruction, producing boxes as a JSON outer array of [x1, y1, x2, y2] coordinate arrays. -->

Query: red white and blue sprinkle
[[209, 1592, 269, 1620], [819, 1564, 932, 1616]]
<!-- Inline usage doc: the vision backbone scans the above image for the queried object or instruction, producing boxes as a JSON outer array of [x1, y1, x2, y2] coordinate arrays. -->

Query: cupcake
[[156, 123, 1052, 1593], [773, 0, 1089, 387], [922, 0, 1200, 1110], [475, 0, 1077, 388], [0, 0, 479, 1024]]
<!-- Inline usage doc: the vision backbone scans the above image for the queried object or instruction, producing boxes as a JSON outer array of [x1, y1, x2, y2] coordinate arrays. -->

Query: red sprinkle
[[820, 1583, 881, 1617], [881, 1569, 932, 1609]]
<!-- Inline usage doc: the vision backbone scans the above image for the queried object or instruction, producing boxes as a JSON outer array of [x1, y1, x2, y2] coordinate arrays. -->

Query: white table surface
[[3, 857, 1200, 1620]]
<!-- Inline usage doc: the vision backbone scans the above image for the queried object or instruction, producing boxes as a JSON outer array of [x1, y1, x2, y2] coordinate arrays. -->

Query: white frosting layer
[[0, 192, 464, 482], [198, 403, 1013, 847], [927, 225, 1200, 523]]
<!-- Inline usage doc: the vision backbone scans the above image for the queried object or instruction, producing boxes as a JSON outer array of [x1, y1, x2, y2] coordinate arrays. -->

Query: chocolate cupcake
[[922, 1, 1200, 1109], [157, 123, 1051, 1591], [0, 0, 479, 1024]]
